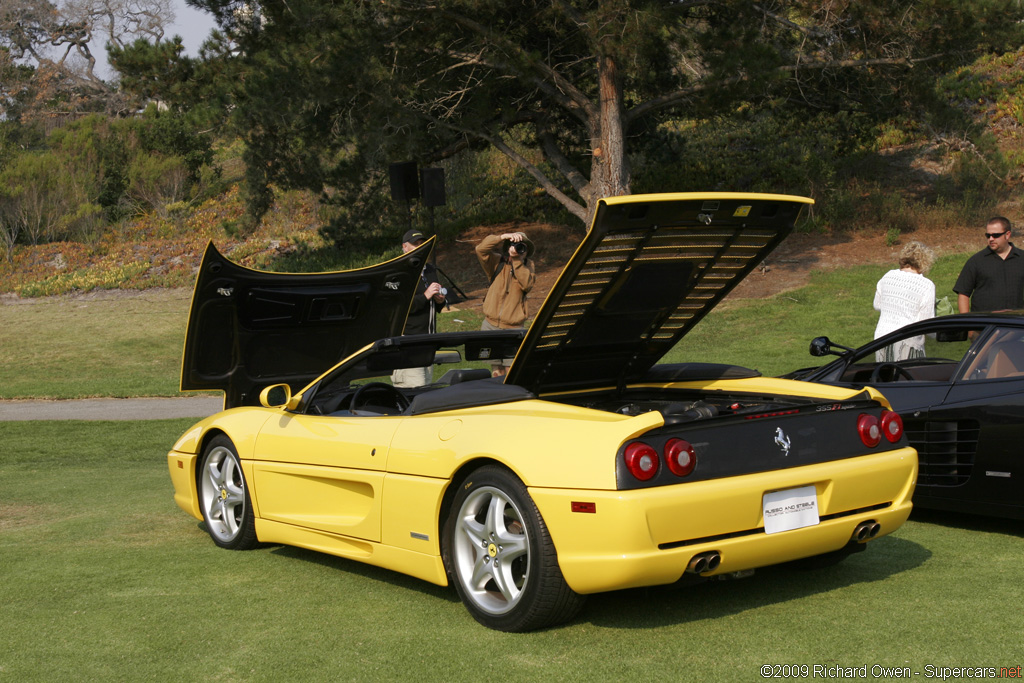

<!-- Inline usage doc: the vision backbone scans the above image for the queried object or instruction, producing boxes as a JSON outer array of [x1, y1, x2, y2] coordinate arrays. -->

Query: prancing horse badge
[[774, 427, 791, 457]]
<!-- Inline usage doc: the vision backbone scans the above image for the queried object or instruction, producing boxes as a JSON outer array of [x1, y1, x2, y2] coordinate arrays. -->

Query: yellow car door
[[249, 413, 402, 542]]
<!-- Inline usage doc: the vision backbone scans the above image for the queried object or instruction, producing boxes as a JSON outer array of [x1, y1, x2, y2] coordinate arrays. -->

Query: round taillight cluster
[[624, 439, 697, 481], [623, 442, 659, 481], [880, 410, 904, 442], [858, 410, 904, 447], [857, 414, 881, 447], [665, 438, 697, 476]]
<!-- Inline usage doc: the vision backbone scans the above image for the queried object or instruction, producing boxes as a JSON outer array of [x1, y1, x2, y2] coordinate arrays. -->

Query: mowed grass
[[1, 420, 1021, 681], [0, 289, 487, 400], [0, 252, 971, 399], [0, 290, 191, 399]]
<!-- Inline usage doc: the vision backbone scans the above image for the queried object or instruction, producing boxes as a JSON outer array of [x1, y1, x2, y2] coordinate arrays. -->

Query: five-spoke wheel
[[443, 465, 584, 631], [199, 435, 257, 550]]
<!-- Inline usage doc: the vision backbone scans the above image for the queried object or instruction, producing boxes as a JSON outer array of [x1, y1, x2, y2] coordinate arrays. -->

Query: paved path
[[0, 396, 224, 421]]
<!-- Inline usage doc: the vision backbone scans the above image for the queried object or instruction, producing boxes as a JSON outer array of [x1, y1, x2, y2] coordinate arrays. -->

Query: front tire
[[199, 435, 258, 550], [442, 465, 584, 631]]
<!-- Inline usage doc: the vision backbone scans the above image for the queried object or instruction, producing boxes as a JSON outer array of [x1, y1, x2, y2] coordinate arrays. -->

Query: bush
[[0, 151, 99, 244], [127, 154, 190, 216], [25, 110, 217, 231]]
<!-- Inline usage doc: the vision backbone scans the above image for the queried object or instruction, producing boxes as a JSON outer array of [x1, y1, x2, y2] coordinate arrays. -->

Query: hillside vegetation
[[2, 46, 1024, 299]]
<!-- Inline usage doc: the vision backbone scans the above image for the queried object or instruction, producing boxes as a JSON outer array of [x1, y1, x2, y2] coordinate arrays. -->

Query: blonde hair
[[898, 241, 935, 275]]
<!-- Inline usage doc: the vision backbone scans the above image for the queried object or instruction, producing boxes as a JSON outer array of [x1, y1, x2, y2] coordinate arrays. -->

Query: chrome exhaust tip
[[686, 551, 722, 574], [852, 520, 880, 543]]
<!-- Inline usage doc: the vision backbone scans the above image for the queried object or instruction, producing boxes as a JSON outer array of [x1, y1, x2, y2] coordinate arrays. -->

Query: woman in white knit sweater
[[873, 241, 937, 362]]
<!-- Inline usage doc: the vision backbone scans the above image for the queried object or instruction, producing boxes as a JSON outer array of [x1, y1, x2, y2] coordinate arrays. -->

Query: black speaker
[[389, 161, 419, 202], [420, 167, 446, 207]]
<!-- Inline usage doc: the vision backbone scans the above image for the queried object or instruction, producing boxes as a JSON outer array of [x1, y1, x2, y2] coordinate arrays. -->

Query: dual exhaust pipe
[[852, 520, 881, 543], [685, 550, 721, 575], [685, 520, 880, 575]]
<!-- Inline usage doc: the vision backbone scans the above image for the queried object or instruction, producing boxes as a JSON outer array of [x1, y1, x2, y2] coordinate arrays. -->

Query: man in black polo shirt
[[392, 229, 446, 387], [954, 217, 1024, 313]]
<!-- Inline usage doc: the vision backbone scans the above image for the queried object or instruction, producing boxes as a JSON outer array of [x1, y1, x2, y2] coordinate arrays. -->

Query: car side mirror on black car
[[809, 336, 855, 357], [809, 336, 834, 357]]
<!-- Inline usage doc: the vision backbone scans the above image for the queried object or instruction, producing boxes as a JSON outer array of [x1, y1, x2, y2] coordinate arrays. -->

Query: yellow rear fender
[[389, 400, 664, 490]]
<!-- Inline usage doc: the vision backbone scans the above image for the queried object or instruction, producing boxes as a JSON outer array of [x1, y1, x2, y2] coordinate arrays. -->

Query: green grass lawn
[[0, 290, 487, 400], [0, 290, 191, 399], [1, 420, 1021, 681]]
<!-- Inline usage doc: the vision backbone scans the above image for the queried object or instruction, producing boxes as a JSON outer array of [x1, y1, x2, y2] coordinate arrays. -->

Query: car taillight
[[857, 414, 881, 448], [665, 438, 696, 477], [623, 442, 659, 481], [881, 410, 903, 443]]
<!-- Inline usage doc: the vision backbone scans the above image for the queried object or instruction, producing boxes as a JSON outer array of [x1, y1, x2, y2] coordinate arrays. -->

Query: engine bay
[[564, 389, 817, 425]]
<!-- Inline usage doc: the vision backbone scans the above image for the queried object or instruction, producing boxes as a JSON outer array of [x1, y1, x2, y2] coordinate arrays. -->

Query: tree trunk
[[584, 54, 631, 223]]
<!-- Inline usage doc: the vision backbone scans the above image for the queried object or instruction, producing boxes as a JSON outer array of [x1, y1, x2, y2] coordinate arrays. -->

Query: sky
[[93, 0, 219, 79], [167, 0, 219, 57]]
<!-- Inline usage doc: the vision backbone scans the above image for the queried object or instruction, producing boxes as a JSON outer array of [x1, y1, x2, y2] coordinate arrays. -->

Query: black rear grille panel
[[904, 419, 979, 486]]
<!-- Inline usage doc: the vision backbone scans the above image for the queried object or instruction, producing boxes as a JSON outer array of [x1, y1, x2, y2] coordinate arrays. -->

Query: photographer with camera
[[475, 231, 536, 376]]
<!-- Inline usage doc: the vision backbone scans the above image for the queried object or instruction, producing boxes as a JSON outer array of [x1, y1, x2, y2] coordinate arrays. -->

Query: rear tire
[[199, 435, 258, 550], [442, 465, 585, 631]]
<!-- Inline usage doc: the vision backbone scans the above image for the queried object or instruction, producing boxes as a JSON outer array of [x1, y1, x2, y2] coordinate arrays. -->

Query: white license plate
[[763, 485, 820, 535]]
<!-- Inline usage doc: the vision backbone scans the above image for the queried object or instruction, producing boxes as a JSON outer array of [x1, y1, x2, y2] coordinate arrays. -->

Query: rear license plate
[[763, 485, 819, 535]]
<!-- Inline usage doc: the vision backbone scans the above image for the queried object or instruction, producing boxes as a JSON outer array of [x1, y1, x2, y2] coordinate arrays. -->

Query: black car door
[[916, 327, 1024, 517]]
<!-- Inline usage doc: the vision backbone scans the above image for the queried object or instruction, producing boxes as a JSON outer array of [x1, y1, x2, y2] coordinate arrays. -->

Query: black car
[[786, 313, 1024, 520]]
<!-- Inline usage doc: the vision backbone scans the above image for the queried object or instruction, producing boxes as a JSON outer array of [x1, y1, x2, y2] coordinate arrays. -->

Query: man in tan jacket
[[475, 231, 536, 375]]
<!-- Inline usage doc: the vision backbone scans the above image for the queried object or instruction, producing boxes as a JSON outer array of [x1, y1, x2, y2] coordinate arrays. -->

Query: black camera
[[510, 241, 527, 255]]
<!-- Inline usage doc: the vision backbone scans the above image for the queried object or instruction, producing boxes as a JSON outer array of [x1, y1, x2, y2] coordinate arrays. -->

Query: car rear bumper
[[530, 447, 917, 594]]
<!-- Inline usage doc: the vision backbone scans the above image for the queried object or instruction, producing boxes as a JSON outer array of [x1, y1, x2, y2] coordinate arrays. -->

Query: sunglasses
[[985, 232, 1008, 239]]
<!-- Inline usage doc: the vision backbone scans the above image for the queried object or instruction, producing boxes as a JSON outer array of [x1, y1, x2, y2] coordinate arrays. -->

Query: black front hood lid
[[180, 240, 431, 407]]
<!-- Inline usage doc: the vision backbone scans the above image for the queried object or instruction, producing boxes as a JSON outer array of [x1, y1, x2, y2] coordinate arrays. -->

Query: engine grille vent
[[904, 419, 980, 486]]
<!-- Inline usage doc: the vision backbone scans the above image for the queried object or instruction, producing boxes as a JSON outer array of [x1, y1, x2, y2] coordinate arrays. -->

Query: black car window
[[961, 327, 1024, 381], [923, 333, 974, 365], [838, 327, 982, 384]]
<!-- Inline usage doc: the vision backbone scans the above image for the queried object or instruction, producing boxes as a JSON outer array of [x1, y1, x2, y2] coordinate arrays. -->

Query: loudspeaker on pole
[[389, 161, 419, 202], [420, 167, 446, 207]]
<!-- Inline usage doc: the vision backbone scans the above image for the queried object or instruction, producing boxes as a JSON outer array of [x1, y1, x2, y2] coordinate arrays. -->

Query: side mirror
[[259, 383, 292, 408], [809, 337, 833, 357], [809, 336, 856, 357]]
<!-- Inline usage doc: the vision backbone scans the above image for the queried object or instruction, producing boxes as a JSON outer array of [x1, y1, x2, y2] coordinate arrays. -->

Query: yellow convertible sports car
[[168, 192, 917, 632]]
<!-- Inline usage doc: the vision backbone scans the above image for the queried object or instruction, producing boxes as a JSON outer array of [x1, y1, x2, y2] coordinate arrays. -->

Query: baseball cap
[[402, 229, 425, 245]]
